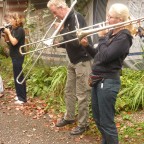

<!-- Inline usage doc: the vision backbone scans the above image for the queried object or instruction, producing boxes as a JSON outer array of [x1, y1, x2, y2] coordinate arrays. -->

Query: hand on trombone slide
[[54, 22, 64, 32], [79, 37, 89, 47], [43, 38, 60, 47]]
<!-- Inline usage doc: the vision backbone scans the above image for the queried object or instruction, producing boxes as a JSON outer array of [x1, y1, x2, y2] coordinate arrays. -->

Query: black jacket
[[60, 10, 92, 64], [86, 29, 133, 79]]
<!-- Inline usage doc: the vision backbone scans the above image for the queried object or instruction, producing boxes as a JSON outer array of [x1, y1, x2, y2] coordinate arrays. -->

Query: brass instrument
[[77, 17, 144, 40], [19, 17, 144, 55], [16, 0, 78, 84], [19, 21, 108, 55]]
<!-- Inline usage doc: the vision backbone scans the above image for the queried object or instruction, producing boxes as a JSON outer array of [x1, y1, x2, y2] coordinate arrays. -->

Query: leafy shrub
[[1, 55, 144, 113], [116, 68, 144, 112]]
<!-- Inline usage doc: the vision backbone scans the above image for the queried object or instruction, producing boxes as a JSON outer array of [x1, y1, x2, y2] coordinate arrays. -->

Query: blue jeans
[[91, 79, 120, 144], [11, 56, 27, 102]]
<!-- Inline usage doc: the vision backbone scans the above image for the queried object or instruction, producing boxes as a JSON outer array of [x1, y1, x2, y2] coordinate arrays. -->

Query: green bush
[[116, 68, 144, 112], [1, 55, 144, 113]]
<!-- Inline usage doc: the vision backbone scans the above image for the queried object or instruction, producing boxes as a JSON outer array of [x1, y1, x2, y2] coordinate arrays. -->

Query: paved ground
[[1, 89, 144, 144], [0, 91, 98, 144]]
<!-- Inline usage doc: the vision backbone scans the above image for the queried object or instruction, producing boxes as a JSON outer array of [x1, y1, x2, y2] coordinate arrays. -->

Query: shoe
[[56, 118, 75, 127], [14, 100, 24, 105], [70, 126, 89, 135], [14, 96, 18, 101]]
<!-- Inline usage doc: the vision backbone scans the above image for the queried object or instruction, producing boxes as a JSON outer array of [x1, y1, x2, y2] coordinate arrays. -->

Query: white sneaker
[[14, 100, 24, 105], [14, 96, 18, 101]]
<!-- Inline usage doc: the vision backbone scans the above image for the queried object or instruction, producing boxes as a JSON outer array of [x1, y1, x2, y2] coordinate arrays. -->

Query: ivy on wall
[[66, 0, 92, 16]]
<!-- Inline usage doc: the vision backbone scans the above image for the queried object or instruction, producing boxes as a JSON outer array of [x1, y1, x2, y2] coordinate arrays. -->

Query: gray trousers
[[64, 61, 91, 127]]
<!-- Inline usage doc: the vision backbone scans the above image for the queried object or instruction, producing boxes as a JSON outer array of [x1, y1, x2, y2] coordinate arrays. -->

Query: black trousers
[[11, 56, 27, 102], [91, 79, 120, 144]]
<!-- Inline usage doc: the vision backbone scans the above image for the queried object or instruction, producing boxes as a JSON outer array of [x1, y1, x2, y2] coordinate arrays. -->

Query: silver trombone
[[16, 18, 57, 84], [19, 21, 107, 55], [16, 0, 78, 84], [19, 16, 144, 55]]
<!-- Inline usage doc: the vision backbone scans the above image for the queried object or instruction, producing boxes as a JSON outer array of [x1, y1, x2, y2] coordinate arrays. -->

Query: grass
[[118, 122, 144, 144], [79, 111, 144, 144], [116, 111, 144, 144]]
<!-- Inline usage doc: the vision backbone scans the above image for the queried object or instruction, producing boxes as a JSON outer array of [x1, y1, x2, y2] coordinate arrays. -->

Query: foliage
[[16, 54, 65, 113], [116, 68, 144, 112], [43, 66, 67, 112], [1, 54, 144, 113], [0, 55, 14, 89], [26, 66, 51, 97], [66, 0, 91, 16], [0, 45, 9, 58], [118, 122, 144, 144], [26, 63, 67, 112]]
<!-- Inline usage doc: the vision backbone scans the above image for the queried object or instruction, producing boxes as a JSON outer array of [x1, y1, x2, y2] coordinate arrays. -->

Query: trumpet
[[16, 0, 78, 84]]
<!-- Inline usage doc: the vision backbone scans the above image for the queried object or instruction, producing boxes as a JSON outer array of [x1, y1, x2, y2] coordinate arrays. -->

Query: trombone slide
[[77, 17, 144, 40], [17, 0, 78, 84]]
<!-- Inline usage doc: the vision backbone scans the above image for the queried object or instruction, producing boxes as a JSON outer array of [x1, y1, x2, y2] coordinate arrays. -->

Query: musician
[[80, 3, 133, 144], [47, 0, 92, 135], [3, 12, 27, 104]]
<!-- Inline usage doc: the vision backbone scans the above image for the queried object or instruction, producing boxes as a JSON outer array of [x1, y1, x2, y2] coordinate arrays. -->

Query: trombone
[[16, 0, 78, 84], [19, 21, 107, 55], [77, 17, 144, 40], [16, 17, 57, 84], [19, 16, 144, 55]]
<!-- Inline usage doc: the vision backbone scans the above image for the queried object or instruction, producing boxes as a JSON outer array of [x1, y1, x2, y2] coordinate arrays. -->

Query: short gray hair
[[47, 0, 68, 8]]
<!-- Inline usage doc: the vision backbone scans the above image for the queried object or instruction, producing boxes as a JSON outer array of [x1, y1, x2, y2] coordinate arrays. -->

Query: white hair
[[109, 3, 130, 21], [47, 0, 68, 9]]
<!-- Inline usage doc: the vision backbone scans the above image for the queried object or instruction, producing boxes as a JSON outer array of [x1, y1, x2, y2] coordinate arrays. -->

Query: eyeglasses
[[107, 14, 119, 20]]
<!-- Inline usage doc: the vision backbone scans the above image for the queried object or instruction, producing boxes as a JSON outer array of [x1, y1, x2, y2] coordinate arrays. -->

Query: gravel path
[[1, 89, 143, 144], [0, 91, 98, 144]]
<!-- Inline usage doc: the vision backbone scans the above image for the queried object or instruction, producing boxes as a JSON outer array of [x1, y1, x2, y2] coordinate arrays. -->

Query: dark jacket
[[86, 29, 133, 79], [60, 10, 92, 64]]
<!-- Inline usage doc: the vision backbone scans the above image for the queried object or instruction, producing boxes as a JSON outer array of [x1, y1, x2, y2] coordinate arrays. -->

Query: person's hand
[[3, 28, 11, 35], [53, 40, 60, 47], [80, 37, 88, 47], [1, 28, 10, 42], [97, 30, 108, 37], [54, 22, 63, 32]]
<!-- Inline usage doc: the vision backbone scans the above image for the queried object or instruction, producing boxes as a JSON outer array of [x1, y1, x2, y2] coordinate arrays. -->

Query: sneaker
[[14, 96, 18, 101], [56, 118, 75, 127], [70, 126, 89, 135], [14, 100, 24, 105]]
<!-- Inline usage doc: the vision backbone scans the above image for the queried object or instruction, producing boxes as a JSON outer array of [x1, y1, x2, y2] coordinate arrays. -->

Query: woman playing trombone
[[80, 3, 133, 144], [3, 12, 27, 104]]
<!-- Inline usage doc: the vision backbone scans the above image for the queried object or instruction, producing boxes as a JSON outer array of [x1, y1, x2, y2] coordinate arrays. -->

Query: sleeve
[[14, 27, 25, 42], [97, 34, 132, 64], [60, 12, 87, 47], [58, 40, 66, 49], [85, 44, 98, 58]]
